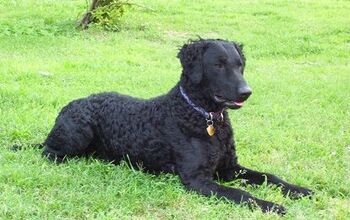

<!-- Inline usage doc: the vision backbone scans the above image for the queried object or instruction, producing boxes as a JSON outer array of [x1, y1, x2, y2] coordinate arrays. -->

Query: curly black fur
[[42, 39, 313, 215]]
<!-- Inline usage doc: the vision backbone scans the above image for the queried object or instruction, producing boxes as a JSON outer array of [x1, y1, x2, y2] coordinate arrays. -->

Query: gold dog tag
[[206, 125, 215, 136]]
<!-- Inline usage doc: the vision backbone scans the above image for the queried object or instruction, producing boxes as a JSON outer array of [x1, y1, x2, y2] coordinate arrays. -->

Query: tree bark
[[77, 0, 100, 29]]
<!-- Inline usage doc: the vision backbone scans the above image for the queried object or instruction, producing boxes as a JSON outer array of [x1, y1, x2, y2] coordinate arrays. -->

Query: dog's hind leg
[[43, 124, 94, 162], [43, 110, 95, 162]]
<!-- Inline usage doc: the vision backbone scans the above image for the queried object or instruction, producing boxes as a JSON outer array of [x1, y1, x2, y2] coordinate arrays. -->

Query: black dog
[[42, 39, 312, 214]]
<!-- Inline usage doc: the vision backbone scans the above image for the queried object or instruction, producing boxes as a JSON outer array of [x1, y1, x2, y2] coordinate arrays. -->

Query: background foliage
[[84, 0, 133, 31]]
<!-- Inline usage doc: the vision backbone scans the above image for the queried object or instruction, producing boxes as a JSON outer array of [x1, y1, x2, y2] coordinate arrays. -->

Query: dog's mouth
[[213, 95, 244, 109]]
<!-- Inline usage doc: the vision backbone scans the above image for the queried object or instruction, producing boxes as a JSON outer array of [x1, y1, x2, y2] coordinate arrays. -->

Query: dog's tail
[[10, 143, 45, 151]]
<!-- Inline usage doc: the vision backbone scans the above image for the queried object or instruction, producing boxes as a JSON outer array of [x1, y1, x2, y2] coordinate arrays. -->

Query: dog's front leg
[[179, 174, 286, 215], [175, 138, 285, 214], [233, 165, 313, 199]]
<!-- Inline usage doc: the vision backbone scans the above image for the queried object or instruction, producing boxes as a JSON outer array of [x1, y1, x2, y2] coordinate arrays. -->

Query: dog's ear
[[177, 41, 207, 84], [233, 42, 246, 69]]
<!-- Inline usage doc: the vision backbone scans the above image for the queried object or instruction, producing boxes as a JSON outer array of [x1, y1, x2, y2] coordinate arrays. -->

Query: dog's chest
[[205, 134, 230, 167]]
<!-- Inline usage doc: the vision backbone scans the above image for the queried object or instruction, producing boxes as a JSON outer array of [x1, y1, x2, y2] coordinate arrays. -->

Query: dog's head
[[178, 39, 252, 109]]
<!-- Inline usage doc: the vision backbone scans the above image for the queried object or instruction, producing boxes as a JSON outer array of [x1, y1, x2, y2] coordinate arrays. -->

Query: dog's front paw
[[261, 201, 287, 215], [283, 185, 314, 199], [253, 199, 287, 215]]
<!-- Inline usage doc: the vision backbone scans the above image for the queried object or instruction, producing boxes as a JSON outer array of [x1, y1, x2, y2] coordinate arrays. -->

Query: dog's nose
[[238, 86, 252, 100]]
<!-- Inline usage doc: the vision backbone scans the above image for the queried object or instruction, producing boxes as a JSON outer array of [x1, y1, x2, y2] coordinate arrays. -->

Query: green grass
[[1, 0, 350, 219]]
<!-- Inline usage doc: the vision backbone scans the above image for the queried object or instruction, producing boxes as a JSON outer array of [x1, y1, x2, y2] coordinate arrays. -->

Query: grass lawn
[[1, 0, 350, 219]]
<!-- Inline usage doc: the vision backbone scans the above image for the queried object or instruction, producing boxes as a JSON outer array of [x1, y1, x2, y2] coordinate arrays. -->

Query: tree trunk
[[77, 0, 100, 29]]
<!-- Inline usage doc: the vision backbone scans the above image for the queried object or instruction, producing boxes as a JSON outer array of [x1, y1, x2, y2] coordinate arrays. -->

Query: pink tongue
[[234, 102, 244, 106]]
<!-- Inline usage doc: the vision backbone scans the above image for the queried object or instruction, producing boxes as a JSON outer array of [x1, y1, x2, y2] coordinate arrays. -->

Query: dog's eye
[[214, 63, 224, 69]]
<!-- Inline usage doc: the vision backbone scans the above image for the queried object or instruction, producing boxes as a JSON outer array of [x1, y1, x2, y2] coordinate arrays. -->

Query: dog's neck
[[165, 81, 228, 136], [178, 81, 224, 114]]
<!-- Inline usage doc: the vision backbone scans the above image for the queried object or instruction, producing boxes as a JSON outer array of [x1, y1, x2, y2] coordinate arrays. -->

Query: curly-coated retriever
[[42, 39, 313, 214]]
